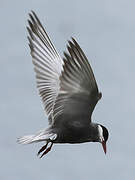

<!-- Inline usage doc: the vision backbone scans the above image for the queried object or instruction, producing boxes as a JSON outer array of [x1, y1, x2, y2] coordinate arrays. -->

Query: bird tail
[[17, 128, 57, 144]]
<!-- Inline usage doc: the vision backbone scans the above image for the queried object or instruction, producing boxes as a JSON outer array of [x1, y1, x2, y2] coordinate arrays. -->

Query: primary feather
[[27, 11, 64, 124]]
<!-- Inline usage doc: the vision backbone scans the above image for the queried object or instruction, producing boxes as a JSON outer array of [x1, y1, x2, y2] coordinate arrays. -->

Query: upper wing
[[52, 38, 102, 124], [27, 11, 63, 122]]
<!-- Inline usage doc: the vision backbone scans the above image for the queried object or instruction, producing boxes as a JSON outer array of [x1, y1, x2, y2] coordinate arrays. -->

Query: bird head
[[98, 124, 109, 154]]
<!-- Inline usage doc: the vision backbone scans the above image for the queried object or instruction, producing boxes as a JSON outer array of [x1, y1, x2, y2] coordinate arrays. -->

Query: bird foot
[[37, 142, 53, 158]]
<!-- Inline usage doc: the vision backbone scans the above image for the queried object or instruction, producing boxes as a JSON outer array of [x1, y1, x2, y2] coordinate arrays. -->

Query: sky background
[[1, 0, 135, 179]]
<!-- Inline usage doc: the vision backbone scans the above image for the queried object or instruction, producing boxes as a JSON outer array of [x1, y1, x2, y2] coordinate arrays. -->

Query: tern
[[17, 11, 109, 158]]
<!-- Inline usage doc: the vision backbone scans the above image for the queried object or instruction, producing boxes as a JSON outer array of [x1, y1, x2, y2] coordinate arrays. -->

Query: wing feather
[[27, 12, 63, 123], [52, 38, 102, 123], [27, 12, 101, 126]]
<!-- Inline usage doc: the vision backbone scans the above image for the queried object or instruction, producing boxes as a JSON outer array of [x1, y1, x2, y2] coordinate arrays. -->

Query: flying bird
[[17, 11, 109, 158]]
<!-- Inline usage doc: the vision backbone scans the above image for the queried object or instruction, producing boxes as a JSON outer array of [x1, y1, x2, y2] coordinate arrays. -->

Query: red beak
[[101, 141, 107, 154]]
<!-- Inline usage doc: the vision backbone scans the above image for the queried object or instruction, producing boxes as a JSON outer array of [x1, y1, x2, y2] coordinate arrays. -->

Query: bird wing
[[27, 11, 63, 123], [52, 38, 102, 124]]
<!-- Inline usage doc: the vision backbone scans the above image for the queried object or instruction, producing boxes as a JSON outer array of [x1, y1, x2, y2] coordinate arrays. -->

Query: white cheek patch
[[98, 125, 104, 142]]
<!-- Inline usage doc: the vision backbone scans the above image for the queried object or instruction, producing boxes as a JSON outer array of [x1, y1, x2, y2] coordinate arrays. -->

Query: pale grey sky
[[1, 0, 135, 179]]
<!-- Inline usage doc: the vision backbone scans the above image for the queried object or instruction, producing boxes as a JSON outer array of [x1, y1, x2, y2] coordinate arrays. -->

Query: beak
[[101, 141, 107, 154]]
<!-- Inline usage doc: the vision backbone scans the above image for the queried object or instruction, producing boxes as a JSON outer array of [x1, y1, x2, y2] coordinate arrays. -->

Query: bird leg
[[37, 141, 49, 156], [40, 142, 53, 158]]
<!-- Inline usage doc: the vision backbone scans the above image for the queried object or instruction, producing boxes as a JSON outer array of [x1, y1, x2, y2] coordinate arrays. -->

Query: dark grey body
[[51, 115, 99, 144], [50, 93, 101, 144]]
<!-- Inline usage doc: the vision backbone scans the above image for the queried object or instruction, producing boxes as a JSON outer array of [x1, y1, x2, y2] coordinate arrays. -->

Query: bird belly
[[53, 125, 92, 144]]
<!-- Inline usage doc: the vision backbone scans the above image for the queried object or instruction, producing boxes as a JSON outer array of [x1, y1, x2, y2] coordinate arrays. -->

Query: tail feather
[[17, 135, 36, 144], [17, 128, 57, 144]]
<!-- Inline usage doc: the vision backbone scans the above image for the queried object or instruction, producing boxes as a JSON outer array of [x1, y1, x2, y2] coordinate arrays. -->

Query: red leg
[[40, 142, 53, 158], [37, 142, 48, 156]]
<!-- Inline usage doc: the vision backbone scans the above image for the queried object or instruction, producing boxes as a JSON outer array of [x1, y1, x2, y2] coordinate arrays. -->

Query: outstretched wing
[[27, 11, 63, 122], [52, 38, 102, 124]]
